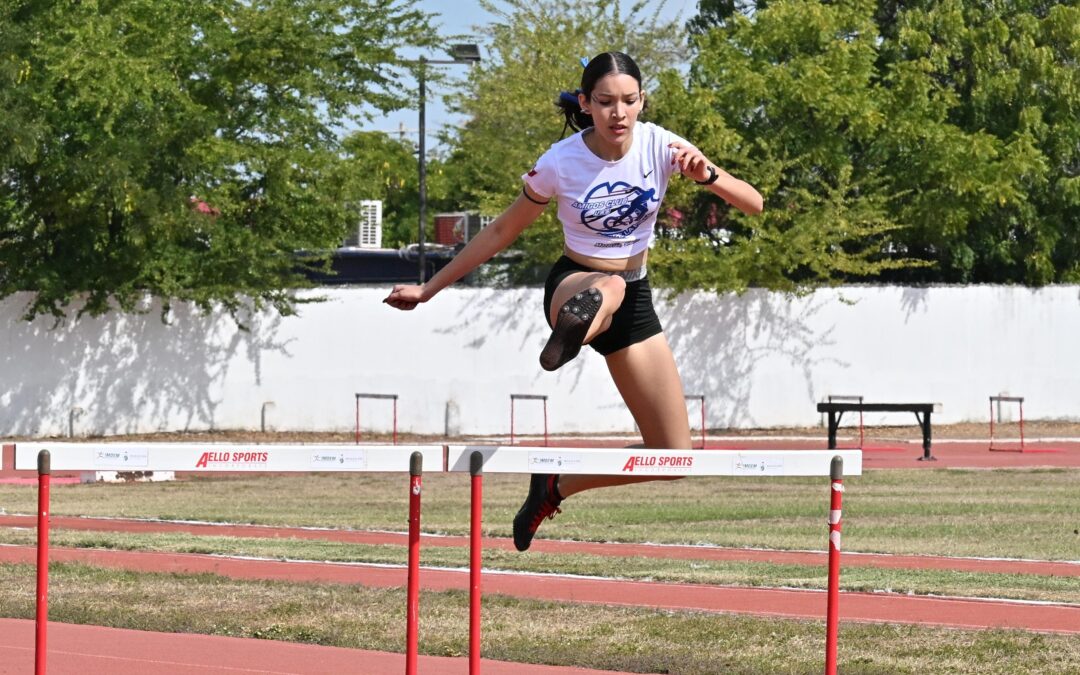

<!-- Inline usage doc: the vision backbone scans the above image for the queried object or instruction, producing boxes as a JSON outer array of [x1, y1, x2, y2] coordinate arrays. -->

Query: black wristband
[[695, 165, 719, 186]]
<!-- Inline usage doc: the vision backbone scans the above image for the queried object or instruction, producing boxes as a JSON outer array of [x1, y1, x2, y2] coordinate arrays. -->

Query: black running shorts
[[542, 255, 664, 356]]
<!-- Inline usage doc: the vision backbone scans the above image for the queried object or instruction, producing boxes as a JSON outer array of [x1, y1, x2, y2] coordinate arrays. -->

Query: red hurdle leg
[[35, 450, 51, 675], [825, 456, 844, 675], [406, 452, 423, 675], [469, 451, 484, 674]]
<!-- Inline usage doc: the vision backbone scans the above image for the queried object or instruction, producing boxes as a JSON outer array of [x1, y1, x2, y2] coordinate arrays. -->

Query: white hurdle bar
[[447, 445, 861, 476], [447, 446, 861, 675], [13, 442, 443, 473]]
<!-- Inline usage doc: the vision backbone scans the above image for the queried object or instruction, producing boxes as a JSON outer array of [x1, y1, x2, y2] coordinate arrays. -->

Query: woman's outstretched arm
[[383, 188, 549, 310], [669, 141, 764, 216]]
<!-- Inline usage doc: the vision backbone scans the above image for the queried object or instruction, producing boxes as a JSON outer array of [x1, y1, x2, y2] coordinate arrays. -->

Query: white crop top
[[521, 122, 691, 259]]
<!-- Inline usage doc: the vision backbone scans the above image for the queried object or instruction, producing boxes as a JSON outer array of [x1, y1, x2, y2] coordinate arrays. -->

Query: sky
[[359, 0, 698, 151]]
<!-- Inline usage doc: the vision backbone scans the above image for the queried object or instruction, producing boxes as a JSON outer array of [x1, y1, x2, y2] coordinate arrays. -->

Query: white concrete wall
[[1, 285, 1076, 437]]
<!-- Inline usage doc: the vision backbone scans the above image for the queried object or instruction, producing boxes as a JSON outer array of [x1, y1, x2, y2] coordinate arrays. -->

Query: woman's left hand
[[668, 142, 713, 183]]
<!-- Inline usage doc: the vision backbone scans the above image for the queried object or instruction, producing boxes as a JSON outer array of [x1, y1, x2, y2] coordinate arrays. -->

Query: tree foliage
[[651, 0, 931, 292], [662, 0, 1079, 289], [338, 130, 455, 249], [440, 0, 1077, 291], [874, 0, 1080, 284], [0, 0, 437, 319]]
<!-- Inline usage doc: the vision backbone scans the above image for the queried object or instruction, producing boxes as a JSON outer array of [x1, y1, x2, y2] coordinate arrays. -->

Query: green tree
[[0, 0, 437, 320], [438, 0, 686, 281], [340, 130, 433, 249], [650, 0, 922, 293], [874, 0, 1080, 284], [675, 0, 1080, 287]]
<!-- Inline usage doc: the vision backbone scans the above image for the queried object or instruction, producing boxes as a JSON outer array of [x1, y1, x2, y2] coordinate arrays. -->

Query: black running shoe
[[540, 287, 603, 371], [512, 474, 563, 551]]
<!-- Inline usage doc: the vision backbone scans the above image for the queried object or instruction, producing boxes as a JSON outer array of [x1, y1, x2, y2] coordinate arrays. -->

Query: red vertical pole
[[509, 397, 515, 446], [542, 398, 548, 447], [825, 456, 844, 675], [406, 452, 423, 675], [355, 395, 360, 445], [35, 450, 51, 675], [393, 398, 399, 446], [469, 451, 484, 675]]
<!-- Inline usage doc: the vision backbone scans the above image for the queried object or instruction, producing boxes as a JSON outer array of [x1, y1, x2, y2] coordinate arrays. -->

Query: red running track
[[0, 545, 1076, 635], [0, 618, 636, 675], [2, 440, 1077, 672]]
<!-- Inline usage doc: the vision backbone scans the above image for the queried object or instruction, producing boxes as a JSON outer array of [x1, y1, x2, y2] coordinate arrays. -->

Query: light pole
[[416, 44, 481, 284]]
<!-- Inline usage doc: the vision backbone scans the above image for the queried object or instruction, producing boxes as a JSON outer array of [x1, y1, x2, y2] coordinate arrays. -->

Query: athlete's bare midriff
[[563, 247, 648, 272]]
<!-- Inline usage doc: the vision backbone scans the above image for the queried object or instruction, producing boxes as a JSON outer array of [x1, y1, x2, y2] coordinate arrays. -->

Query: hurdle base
[[80, 471, 176, 483]]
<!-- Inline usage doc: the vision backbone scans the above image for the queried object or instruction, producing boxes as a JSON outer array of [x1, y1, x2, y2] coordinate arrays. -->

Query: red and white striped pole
[[469, 451, 484, 674], [35, 450, 51, 675], [406, 451, 423, 675], [825, 455, 844, 675]]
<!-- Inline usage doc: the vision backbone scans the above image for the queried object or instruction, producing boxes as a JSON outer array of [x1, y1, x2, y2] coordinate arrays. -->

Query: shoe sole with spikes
[[540, 287, 603, 371]]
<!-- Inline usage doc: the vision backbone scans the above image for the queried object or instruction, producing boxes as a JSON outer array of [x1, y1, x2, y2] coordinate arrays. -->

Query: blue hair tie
[[580, 57, 589, 68], [559, 91, 580, 107]]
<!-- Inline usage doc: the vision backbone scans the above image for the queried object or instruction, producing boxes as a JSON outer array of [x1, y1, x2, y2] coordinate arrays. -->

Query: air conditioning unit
[[434, 211, 491, 245], [345, 200, 382, 248]]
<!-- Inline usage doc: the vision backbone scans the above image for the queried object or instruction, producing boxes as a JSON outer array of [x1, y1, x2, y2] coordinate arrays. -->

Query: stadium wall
[[1, 285, 1075, 437]]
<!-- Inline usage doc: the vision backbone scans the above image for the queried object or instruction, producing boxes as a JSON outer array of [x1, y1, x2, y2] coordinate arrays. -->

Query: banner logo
[[621, 455, 693, 473], [195, 451, 269, 468]]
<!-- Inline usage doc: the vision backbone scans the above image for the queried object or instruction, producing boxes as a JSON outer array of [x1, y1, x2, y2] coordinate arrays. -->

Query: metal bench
[[817, 401, 942, 460]]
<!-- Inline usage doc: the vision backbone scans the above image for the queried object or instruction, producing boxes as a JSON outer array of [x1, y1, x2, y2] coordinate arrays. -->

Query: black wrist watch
[[695, 165, 719, 185]]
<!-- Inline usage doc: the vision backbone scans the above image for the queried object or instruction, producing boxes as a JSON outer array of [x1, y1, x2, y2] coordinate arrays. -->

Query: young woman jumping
[[384, 51, 763, 551]]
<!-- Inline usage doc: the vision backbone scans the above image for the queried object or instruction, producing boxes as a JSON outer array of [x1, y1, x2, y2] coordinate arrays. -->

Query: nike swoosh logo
[[643, 169, 654, 179]]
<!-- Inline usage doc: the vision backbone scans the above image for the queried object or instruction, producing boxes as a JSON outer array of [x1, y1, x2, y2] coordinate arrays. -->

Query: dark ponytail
[[555, 52, 643, 139], [555, 90, 592, 137]]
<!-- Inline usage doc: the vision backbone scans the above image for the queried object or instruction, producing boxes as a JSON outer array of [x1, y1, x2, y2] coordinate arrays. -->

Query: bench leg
[[915, 411, 936, 461], [827, 412, 842, 450]]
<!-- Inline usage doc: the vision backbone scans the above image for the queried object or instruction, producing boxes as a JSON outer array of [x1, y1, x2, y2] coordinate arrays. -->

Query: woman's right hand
[[383, 284, 428, 311]]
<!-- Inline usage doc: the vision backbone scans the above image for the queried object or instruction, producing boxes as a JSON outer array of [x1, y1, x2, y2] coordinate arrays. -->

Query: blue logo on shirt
[[571, 182, 657, 238]]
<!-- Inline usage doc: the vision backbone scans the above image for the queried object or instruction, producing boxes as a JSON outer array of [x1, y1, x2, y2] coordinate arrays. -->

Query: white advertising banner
[[14, 443, 445, 473], [446, 446, 861, 477]]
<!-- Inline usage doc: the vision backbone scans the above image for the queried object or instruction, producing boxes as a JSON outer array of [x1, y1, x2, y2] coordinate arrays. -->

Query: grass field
[[1, 467, 1078, 673]]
